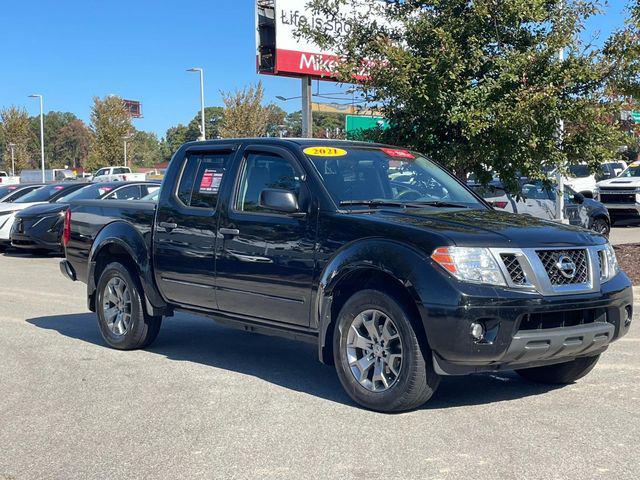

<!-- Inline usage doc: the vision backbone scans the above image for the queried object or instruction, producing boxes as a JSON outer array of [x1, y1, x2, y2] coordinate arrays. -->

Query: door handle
[[219, 228, 240, 237], [158, 221, 178, 231]]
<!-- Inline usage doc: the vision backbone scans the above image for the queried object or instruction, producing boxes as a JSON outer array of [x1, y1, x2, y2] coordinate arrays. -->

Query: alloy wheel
[[102, 276, 132, 336], [346, 309, 403, 392]]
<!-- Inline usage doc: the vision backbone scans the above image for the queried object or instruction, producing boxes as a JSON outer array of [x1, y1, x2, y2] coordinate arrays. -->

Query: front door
[[215, 145, 316, 327], [154, 148, 234, 309]]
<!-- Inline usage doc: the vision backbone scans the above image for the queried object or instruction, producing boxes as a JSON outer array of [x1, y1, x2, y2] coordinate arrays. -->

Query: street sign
[[345, 115, 389, 133], [631, 111, 640, 124]]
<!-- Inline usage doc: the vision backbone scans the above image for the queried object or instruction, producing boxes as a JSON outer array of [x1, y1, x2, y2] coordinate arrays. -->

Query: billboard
[[123, 99, 142, 118], [256, 0, 381, 80]]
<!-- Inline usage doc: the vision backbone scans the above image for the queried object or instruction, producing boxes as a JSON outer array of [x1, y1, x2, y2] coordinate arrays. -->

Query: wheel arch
[[87, 222, 168, 316], [314, 239, 435, 365]]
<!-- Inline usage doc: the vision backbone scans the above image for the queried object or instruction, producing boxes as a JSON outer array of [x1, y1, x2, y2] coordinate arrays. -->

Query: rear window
[[568, 165, 590, 178], [56, 183, 116, 202], [176, 152, 230, 209]]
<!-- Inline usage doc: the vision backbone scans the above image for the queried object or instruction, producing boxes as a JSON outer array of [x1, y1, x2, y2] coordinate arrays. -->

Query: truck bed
[[65, 200, 156, 284]]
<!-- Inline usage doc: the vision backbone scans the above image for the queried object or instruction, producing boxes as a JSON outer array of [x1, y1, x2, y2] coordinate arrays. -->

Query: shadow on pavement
[[27, 312, 560, 410], [2, 249, 62, 258]]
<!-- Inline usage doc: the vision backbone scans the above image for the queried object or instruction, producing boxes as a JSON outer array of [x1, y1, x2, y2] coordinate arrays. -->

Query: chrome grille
[[500, 254, 527, 285], [535, 249, 589, 285]]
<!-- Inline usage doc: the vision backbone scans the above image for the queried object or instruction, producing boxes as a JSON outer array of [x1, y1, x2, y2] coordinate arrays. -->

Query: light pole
[[556, 1, 566, 222], [122, 133, 134, 168], [187, 68, 206, 141], [28, 94, 45, 182], [8, 143, 16, 177]]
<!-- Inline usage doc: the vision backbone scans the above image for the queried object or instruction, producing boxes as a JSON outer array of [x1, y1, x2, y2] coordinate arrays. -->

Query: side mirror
[[259, 188, 301, 215], [573, 192, 585, 204]]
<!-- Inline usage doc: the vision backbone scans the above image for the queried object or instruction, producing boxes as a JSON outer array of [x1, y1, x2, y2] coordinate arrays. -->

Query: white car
[[545, 164, 598, 198], [0, 171, 21, 185], [92, 166, 146, 183], [595, 162, 640, 224], [0, 183, 85, 248]]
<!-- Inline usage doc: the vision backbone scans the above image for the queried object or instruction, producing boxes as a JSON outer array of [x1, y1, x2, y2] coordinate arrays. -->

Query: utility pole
[[8, 143, 16, 177], [301, 76, 313, 138], [28, 94, 45, 182]]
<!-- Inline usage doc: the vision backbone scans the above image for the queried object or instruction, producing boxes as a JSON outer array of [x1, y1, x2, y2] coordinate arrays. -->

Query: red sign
[[380, 148, 415, 160]]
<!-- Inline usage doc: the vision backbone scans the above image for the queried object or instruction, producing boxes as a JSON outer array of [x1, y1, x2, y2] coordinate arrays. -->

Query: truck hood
[[349, 208, 605, 248], [597, 177, 640, 188]]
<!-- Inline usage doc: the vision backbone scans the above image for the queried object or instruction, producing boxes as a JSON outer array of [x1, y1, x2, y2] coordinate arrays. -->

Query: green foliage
[[303, 0, 640, 191], [52, 119, 93, 169], [130, 130, 164, 167], [0, 106, 35, 172], [219, 82, 270, 138], [87, 96, 133, 171], [185, 106, 225, 141], [284, 111, 346, 138]]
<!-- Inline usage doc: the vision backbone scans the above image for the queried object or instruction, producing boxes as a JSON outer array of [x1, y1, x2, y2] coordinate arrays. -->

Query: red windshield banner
[[380, 148, 415, 160]]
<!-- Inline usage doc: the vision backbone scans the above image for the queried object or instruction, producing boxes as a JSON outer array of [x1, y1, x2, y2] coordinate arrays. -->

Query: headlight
[[601, 243, 620, 282], [431, 247, 506, 286]]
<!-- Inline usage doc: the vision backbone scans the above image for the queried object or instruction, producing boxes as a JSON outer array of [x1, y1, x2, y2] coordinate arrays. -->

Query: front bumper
[[421, 272, 634, 375], [10, 216, 63, 252]]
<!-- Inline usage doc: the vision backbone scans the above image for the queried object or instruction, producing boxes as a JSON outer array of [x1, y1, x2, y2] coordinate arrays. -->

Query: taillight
[[122, 175, 127, 181], [491, 201, 508, 209], [62, 209, 71, 247]]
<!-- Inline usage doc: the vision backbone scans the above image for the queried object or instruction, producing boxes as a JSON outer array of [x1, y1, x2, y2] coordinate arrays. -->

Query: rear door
[[153, 146, 235, 309]]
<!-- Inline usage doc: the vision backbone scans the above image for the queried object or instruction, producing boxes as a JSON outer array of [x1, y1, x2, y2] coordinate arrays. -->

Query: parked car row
[[470, 180, 612, 236], [0, 181, 159, 254]]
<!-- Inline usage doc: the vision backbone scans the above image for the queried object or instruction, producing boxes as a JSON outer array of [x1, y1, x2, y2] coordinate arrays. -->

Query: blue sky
[[0, 0, 631, 138]]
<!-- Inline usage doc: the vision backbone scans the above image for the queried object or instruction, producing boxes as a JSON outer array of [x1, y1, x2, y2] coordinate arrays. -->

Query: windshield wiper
[[339, 200, 422, 208], [411, 201, 471, 209]]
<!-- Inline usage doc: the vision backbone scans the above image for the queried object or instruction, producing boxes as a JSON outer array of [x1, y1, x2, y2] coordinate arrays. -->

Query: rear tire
[[95, 262, 162, 350], [515, 355, 600, 384], [333, 289, 440, 412]]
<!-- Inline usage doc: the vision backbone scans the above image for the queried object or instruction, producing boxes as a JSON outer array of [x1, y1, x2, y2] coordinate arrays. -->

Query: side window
[[176, 152, 230, 209], [110, 185, 142, 200], [95, 169, 107, 177], [235, 153, 301, 214], [142, 185, 160, 197]]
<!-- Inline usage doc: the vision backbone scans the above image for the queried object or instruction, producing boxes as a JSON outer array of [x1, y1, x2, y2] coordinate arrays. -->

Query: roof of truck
[[181, 138, 392, 149]]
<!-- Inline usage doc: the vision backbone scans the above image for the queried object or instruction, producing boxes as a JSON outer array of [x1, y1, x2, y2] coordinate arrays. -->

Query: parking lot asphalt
[[610, 224, 640, 245], [0, 253, 639, 480]]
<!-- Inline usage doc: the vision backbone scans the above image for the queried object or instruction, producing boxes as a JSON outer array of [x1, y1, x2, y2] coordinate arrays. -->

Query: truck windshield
[[305, 147, 484, 208], [619, 164, 640, 178]]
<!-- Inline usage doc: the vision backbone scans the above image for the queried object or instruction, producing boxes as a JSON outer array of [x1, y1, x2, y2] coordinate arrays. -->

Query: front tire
[[333, 289, 440, 412], [515, 355, 600, 384], [96, 262, 162, 350]]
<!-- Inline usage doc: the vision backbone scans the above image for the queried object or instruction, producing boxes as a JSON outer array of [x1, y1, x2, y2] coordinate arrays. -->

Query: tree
[[219, 82, 270, 138], [87, 96, 133, 171], [28, 111, 79, 168], [302, 0, 640, 191], [130, 130, 163, 167], [265, 104, 287, 137], [53, 119, 93, 170], [185, 106, 225, 140], [0, 107, 35, 172], [284, 110, 346, 138]]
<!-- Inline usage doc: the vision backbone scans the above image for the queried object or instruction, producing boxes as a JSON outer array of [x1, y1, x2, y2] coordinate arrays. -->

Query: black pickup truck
[[60, 139, 634, 412]]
